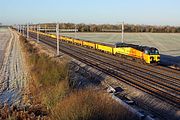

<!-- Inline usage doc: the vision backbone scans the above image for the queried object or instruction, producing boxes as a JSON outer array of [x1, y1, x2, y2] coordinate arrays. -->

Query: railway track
[[29, 32, 180, 108], [156, 65, 180, 74]]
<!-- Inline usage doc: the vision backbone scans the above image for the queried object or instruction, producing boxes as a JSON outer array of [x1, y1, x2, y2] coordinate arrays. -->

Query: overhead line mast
[[27, 23, 29, 39], [56, 23, 60, 56], [37, 24, 40, 43], [121, 21, 124, 43]]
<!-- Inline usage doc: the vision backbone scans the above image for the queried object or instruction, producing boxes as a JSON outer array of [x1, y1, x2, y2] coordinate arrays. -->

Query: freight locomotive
[[29, 30, 160, 64]]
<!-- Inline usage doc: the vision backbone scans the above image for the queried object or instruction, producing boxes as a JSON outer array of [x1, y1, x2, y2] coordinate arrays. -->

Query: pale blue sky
[[0, 0, 180, 26]]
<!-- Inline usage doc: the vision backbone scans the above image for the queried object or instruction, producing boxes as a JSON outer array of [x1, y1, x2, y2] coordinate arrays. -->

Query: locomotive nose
[[157, 56, 160, 60], [150, 57, 154, 60], [156, 56, 160, 63], [150, 56, 156, 63]]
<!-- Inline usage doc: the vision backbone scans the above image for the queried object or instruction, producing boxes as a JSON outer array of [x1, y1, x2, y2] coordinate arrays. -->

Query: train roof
[[115, 42, 156, 52], [62, 35, 158, 51], [62, 35, 114, 47]]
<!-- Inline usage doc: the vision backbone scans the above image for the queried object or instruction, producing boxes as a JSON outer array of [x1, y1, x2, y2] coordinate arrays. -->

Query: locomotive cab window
[[144, 50, 150, 55], [144, 48, 159, 55], [150, 48, 159, 55]]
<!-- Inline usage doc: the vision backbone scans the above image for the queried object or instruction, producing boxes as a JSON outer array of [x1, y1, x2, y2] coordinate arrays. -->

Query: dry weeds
[[14, 36, 136, 120]]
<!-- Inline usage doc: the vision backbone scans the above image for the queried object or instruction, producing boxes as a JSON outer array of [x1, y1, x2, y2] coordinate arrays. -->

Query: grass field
[[61, 32, 180, 65]]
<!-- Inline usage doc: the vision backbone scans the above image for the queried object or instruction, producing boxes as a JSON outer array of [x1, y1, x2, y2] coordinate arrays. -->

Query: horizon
[[1, 0, 180, 26]]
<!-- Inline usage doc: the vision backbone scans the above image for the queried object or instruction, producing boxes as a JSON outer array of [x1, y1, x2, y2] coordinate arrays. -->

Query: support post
[[18, 25, 20, 32], [121, 22, 124, 43], [75, 24, 77, 38], [20, 25, 21, 33], [56, 23, 60, 56], [27, 23, 29, 39], [23, 25, 25, 36], [45, 25, 47, 33], [37, 24, 40, 43]]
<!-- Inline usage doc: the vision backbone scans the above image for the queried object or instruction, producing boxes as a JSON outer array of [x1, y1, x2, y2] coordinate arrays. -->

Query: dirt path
[[0, 29, 28, 106]]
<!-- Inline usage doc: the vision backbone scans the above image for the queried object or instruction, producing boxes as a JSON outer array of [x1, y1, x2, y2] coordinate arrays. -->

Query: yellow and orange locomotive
[[29, 30, 160, 64]]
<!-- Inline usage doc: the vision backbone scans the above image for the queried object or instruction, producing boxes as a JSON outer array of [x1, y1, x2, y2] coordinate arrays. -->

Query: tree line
[[40, 23, 180, 33]]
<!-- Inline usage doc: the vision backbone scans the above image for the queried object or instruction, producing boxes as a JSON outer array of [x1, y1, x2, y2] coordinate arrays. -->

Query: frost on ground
[[0, 28, 28, 106], [0, 28, 11, 68]]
